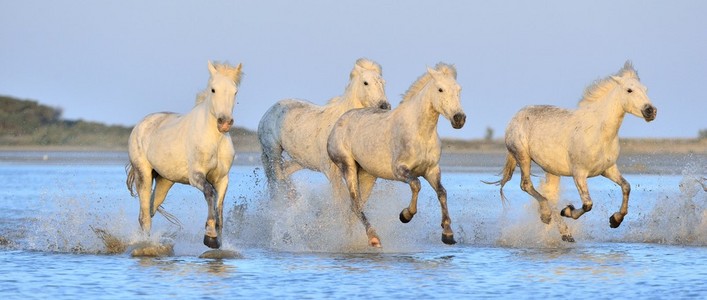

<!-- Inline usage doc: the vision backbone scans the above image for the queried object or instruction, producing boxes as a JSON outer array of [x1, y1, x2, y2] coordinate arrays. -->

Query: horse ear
[[354, 63, 366, 74], [623, 60, 633, 70], [427, 67, 442, 80], [350, 63, 365, 79], [208, 61, 217, 76]]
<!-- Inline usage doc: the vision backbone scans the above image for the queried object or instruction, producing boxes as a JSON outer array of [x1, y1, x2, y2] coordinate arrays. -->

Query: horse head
[[611, 61, 657, 122], [207, 61, 243, 133], [427, 63, 466, 129], [348, 59, 390, 110]]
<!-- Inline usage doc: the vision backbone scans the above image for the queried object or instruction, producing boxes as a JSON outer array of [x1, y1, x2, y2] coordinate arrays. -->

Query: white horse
[[257, 58, 389, 199], [327, 63, 466, 247], [126, 61, 243, 249], [487, 61, 657, 242]]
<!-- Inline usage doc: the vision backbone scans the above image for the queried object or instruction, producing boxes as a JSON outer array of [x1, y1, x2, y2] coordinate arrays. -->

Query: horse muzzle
[[451, 112, 466, 129], [642, 104, 657, 122], [217, 117, 234, 133], [378, 100, 391, 110]]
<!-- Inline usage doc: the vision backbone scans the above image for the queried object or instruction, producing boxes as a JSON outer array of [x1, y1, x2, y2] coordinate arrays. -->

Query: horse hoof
[[369, 237, 382, 248], [609, 213, 623, 228], [560, 205, 575, 218], [562, 235, 575, 243], [203, 236, 221, 249], [442, 233, 456, 245], [399, 209, 413, 223]]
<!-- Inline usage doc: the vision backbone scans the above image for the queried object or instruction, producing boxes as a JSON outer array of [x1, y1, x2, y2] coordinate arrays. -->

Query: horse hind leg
[[516, 154, 552, 224], [561, 173, 593, 221], [541, 174, 574, 242], [151, 175, 181, 228], [133, 166, 155, 233], [261, 145, 286, 197]]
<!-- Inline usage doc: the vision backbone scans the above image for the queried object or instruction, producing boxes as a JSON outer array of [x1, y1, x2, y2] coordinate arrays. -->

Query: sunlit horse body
[[488, 61, 657, 241], [126, 61, 243, 249], [258, 58, 389, 199], [328, 63, 466, 247]]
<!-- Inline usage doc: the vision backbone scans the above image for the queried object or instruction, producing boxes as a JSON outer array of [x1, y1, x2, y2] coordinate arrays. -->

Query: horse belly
[[530, 150, 573, 176]]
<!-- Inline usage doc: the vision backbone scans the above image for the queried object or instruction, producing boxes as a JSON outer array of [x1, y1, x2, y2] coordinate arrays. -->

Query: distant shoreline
[[1, 138, 705, 155]]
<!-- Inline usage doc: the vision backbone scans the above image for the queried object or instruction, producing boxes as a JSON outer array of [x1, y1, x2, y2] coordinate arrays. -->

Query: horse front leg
[[213, 176, 229, 240], [424, 166, 456, 245], [602, 165, 631, 228], [394, 165, 420, 224], [190, 173, 221, 249], [561, 172, 592, 220]]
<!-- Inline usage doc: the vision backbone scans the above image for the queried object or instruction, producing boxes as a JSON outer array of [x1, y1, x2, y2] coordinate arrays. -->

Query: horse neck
[[397, 85, 440, 136], [578, 89, 626, 142], [186, 97, 221, 138]]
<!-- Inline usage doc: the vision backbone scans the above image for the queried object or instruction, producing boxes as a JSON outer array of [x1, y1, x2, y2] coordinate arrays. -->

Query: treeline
[[0, 96, 258, 150]]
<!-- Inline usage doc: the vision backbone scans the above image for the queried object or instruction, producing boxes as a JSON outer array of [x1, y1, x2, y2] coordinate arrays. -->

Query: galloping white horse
[[487, 61, 657, 241], [258, 58, 389, 199], [328, 63, 466, 247], [126, 61, 242, 249]]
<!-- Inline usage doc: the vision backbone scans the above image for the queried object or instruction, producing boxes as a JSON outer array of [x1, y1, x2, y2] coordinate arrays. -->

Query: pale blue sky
[[1, 0, 705, 139]]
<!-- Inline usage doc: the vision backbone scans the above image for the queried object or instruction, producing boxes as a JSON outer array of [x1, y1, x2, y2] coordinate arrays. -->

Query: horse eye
[[363, 81, 369, 86], [627, 88, 633, 93], [211, 88, 216, 93], [438, 88, 443, 93]]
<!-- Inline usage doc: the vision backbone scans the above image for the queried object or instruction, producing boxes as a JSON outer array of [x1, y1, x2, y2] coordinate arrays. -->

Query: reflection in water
[[135, 256, 238, 278]]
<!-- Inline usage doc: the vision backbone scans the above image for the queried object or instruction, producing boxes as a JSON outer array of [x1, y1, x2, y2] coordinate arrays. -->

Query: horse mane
[[350, 58, 382, 79], [195, 62, 243, 105], [401, 63, 457, 103], [579, 61, 638, 106]]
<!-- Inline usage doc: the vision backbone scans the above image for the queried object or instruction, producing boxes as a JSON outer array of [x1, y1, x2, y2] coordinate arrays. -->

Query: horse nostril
[[379, 102, 390, 110], [228, 119, 234, 125], [217, 117, 224, 124], [452, 113, 466, 129], [642, 105, 657, 121], [453, 113, 466, 123]]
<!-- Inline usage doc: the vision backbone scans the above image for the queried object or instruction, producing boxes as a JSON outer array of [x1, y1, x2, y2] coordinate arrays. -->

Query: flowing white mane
[[401, 63, 457, 103], [195, 62, 243, 105], [579, 61, 638, 106], [350, 58, 382, 78]]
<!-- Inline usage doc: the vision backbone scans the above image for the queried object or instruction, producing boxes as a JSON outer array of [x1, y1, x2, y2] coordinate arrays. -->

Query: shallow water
[[0, 151, 705, 298]]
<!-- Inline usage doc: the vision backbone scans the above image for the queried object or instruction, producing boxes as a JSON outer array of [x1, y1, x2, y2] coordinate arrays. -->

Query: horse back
[[272, 98, 346, 171]]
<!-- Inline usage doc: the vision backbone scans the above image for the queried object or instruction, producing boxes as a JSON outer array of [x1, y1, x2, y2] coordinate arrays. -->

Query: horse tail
[[481, 153, 517, 206], [125, 162, 138, 197], [156, 206, 183, 229]]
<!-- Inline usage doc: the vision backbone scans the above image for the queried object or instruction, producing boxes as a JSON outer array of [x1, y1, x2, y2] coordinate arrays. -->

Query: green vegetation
[[0, 95, 258, 150], [1, 95, 704, 154]]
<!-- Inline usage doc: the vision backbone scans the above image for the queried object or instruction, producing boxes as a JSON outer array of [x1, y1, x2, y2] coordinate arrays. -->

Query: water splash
[[626, 161, 706, 245], [3, 160, 705, 256]]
